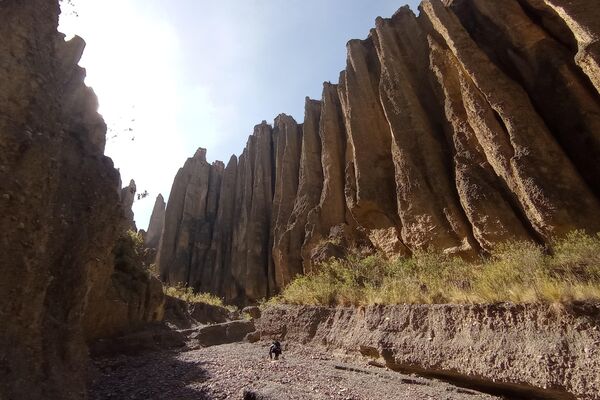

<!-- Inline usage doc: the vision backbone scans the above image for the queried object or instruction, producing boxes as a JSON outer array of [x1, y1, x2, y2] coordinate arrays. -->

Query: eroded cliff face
[[158, 0, 600, 304], [0, 1, 163, 398]]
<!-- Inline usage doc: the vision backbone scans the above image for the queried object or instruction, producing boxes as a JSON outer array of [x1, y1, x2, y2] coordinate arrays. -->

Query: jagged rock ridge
[[0, 1, 164, 398], [158, 0, 600, 304]]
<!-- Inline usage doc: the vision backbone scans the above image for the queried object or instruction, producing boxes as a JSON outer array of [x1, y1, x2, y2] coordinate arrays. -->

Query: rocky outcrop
[[158, 0, 600, 304], [163, 296, 236, 329], [120, 179, 137, 230], [514, 0, 599, 99], [83, 232, 165, 342], [145, 194, 166, 249], [0, 2, 164, 398], [189, 320, 255, 347], [257, 304, 600, 399], [423, 0, 600, 239]]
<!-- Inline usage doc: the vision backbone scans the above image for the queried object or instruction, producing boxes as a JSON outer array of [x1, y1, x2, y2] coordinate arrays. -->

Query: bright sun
[[59, 0, 189, 229]]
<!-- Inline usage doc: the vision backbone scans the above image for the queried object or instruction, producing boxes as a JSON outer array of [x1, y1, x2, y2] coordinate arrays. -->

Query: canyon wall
[[0, 1, 163, 399], [158, 0, 600, 304]]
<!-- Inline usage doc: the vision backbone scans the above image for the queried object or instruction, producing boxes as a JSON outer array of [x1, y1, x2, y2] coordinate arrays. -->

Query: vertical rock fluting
[[158, 0, 600, 304], [160, 125, 276, 304], [187, 160, 223, 288], [271, 115, 303, 289], [422, 0, 600, 239], [302, 83, 354, 271], [449, 0, 600, 198], [157, 148, 212, 285], [205, 156, 237, 297], [145, 194, 166, 249], [273, 99, 323, 286], [244, 123, 275, 300], [374, 8, 478, 256], [228, 145, 250, 302], [338, 38, 403, 239], [428, 37, 534, 250]]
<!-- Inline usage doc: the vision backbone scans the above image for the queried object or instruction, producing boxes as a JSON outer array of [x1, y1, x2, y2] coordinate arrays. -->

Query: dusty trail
[[88, 342, 501, 400]]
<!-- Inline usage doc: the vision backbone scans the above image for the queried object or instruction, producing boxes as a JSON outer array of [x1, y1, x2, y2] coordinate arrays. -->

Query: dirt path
[[88, 341, 501, 400]]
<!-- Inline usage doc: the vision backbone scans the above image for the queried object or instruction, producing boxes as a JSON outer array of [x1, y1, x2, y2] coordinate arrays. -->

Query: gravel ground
[[88, 341, 502, 400]]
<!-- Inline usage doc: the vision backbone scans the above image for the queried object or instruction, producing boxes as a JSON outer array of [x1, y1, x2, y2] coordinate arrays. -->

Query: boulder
[[242, 306, 262, 319], [245, 331, 261, 343]]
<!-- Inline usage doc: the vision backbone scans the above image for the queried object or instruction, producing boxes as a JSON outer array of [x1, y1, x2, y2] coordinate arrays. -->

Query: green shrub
[[276, 231, 600, 306], [113, 230, 148, 278]]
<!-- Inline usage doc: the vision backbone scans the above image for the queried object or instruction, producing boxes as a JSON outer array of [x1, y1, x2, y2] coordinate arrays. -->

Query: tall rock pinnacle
[[145, 194, 166, 249]]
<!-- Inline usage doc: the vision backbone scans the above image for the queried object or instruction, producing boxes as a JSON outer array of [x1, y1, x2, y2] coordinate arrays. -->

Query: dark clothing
[[269, 341, 282, 360]]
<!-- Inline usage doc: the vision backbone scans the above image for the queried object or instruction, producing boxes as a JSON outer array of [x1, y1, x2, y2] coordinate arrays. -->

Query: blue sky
[[59, 0, 421, 229]]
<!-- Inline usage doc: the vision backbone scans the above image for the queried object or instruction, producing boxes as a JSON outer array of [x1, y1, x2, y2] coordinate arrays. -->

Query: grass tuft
[[275, 231, 600, 306], [165, 284, 237, 312]]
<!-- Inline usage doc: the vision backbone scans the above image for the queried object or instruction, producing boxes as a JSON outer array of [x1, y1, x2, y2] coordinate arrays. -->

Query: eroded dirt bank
[[256, 303, 600, 399]]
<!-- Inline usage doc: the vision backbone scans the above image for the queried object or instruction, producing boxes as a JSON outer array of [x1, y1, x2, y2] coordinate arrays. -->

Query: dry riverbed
[[88, 341, 501, 400]]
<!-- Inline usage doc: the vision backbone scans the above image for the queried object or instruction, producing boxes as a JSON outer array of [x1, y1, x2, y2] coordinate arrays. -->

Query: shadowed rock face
[[158, 0, 600, 304], [156, 148, 216, 286], [145, 194, 166, 249], [0, 1, 163, 398], [121, 179, 137, 230]]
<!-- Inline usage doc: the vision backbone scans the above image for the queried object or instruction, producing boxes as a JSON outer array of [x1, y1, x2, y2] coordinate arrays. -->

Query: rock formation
[[271, 114, 303, 289], [158, 0, 600, 304], [83, 232, 165, 342], [157, 148, 217, 285], [0, 2, 163, 398], [120, 179, 137, 231], [273, 99, 323, 288], [145, 193, 166, 249]]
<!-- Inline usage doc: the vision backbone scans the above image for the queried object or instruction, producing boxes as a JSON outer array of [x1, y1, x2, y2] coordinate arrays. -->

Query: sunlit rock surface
[[158, 0, 600, 304]]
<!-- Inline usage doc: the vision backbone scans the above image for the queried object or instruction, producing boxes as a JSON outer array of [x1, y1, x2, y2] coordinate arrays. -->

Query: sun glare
[[59, 0, 190, 229]]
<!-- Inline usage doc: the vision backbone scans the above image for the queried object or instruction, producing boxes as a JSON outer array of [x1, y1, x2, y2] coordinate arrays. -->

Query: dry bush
[[276, 231, 600, 306], [164, 284, 237, 312]]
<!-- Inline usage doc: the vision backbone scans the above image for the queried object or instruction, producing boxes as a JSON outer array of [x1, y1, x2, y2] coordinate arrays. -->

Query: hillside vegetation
[[275, 231, 600, 306]]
